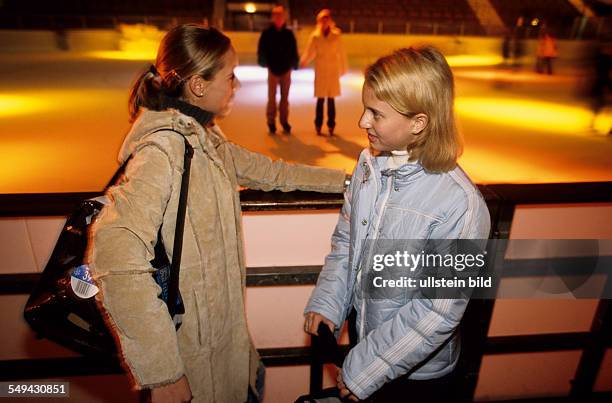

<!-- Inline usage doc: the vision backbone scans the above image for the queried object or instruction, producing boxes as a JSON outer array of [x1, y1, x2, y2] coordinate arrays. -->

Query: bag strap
[[104, 157, 132, 190], [103, 130, 194, 316], [166, 136, 193, 316]]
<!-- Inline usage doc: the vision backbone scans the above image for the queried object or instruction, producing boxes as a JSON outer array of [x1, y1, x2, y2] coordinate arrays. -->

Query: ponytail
[[128, 66, 160, 123]]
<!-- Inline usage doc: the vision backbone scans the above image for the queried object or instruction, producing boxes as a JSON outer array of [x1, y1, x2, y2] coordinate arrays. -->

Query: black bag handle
[[104, 131, 194, 317]]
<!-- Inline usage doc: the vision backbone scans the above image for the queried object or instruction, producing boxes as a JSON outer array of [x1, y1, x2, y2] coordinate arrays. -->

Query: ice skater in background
[[304, 46, 490, 402], [257, 5, 299, 135], [300, 8, 347, 136], [536, 29, 558, 75]]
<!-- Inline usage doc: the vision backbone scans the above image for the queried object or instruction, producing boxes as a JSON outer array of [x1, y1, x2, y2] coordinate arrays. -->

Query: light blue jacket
[[305, 148, 491, 399]]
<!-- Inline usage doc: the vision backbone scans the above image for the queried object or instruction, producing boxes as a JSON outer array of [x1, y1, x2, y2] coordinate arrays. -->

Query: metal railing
[[0, 182, 611, 401]]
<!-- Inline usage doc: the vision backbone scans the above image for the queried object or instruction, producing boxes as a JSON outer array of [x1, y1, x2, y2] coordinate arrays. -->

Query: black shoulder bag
[[23, 132, 194, 359]]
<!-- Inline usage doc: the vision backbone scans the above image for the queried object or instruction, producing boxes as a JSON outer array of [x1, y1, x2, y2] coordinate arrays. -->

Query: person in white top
[[300, 9, 347, 136]]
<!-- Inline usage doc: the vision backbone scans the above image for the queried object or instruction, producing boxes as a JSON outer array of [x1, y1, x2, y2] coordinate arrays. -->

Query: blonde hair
[[128, 24, 231, 123], [314, 8, 339, 36], [364, 46, 462, 172]]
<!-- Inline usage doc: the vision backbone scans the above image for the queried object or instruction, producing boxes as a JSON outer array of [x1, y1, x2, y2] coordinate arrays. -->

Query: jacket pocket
[[379, 206, 440, 239], [192, 289, 211, 350]]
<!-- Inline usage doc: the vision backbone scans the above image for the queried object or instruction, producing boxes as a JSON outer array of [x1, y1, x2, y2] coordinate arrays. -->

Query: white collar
[[385, 149, 413, 170]]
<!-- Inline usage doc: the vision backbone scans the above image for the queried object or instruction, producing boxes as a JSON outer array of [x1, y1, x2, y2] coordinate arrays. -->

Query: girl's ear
[[411, 113, 429, 135], [187, 75, 207, 98]]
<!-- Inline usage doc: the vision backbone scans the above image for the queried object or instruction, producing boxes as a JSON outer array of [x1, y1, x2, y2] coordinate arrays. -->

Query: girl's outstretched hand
[[337, 367, 359, 401]]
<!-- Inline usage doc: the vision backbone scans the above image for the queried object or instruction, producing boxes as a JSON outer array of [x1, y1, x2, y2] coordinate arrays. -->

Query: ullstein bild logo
[[371, 276, 492, 289]]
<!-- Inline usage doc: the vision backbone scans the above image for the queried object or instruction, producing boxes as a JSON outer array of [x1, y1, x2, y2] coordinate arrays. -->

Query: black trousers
[[536, 57, 553, 75], [315, 97, 336, 129], [363, 370, 458, 403]]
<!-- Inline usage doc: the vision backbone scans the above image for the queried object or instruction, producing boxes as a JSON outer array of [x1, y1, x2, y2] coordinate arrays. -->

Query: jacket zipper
[[357, 170, 394, 341]]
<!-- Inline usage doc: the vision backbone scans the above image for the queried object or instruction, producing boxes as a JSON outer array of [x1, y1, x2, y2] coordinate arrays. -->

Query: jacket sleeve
[[300, 33, 316, 66], [337, 35, 348, 76], [290, 31, 299, 70], [257, 31, 267, 67], [89, 141, 185, 389], [304, 179, 354, 327], [342, 297, 467, 399], [225, 142, 345, 193]]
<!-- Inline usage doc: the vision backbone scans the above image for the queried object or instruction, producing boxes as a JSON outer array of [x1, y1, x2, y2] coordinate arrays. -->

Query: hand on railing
[[304, 311, 335, 336]]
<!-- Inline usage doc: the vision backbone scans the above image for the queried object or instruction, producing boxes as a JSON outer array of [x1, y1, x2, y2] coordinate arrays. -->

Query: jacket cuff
[[136, 371, 185, 390]]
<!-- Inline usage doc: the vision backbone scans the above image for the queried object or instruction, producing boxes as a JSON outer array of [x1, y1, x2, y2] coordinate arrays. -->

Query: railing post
[[350, 19, 355, 33], [405, 21, 410, 35], [569, 297, 611, 399], [457, 185, 508, 401], [139, 389, 149, 403], [309, 334, 323, 394], [377, 20, 383, 34]]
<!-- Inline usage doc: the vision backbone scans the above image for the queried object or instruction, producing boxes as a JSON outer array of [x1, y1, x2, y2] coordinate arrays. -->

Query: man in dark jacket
[[257, 5, 299, 134]]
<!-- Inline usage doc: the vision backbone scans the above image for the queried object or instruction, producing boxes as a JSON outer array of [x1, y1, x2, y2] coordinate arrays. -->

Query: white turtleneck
[[385, 149, 412, 170]]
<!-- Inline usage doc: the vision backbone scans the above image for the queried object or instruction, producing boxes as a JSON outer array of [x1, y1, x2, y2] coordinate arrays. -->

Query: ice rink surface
[[1, 51, 610, 193]]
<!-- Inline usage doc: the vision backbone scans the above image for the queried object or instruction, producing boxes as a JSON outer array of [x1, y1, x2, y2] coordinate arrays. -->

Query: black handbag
[[23, 131, 194, 359]]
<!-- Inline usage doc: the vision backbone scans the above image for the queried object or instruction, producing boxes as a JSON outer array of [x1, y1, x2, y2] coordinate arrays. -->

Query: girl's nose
[[358, 113, 371, 129]]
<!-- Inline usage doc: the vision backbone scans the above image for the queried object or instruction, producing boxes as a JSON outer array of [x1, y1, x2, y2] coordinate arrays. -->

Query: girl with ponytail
[[90, 24, 346, 403]]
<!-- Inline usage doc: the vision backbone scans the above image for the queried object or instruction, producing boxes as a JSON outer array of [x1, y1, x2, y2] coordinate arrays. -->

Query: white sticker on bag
[[70, 264, 99, 299]]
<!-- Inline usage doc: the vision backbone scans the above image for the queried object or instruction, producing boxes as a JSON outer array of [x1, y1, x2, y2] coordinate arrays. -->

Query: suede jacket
[[90, 108, 345, 402]]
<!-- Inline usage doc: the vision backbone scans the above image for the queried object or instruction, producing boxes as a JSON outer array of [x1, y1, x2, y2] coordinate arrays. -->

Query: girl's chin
[[368, 145, 385, 155], [216, 106, 233, 119]]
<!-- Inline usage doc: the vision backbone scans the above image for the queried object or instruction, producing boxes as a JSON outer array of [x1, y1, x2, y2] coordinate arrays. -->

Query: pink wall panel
[[246, 286, 313, 349], [0, 295, 77, 360], [594, 349, 612, 392], [489, 204, 612, 336], [0, 218, 38, 273], [474, 351, 582, 401], [263, 364, 338, 403], [488, 299, 599, 336], [510, 203, 612, 239], [25, 217, 65, 271], [242, 210, 339, 267]]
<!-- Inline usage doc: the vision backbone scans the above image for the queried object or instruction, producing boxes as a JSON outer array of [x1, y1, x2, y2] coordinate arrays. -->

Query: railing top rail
[[1, 182, 611, 217]]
